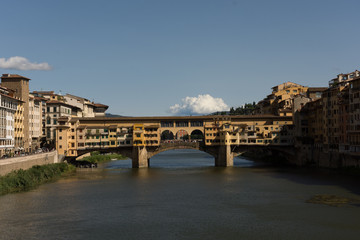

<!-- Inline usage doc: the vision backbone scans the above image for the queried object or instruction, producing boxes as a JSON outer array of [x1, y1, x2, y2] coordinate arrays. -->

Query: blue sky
[[1, 0, 360, 116]]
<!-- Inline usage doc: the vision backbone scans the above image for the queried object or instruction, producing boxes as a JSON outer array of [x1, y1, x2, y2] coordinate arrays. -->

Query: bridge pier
[[215, 145, 234, 167], [132, 146, 149, 168]]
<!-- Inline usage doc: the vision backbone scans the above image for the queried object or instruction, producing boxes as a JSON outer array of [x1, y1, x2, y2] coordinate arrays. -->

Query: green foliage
[[91, 151, 100, 156], [229, 102, 257, 115], [211, 102, 258, 116], [0, 163, 76, 196], [79, 153, 126, 164]]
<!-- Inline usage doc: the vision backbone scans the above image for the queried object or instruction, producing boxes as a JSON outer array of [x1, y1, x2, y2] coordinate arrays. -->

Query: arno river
[[1, 150, 360, 240]]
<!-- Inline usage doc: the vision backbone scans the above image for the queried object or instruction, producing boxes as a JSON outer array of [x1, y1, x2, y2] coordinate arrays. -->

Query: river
[[1, 149, 360, 240]]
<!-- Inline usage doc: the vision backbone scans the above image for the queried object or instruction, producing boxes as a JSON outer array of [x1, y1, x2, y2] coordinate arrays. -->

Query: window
[[176, 121, 189, 127], [53, 107, 57, 112], [161, 121, 174, 127], [53, 119, 57, 125], [191, 121, 203, 127]]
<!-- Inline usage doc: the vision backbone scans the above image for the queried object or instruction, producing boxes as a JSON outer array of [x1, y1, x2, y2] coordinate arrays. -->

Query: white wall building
[[0, 86, 20, 156]]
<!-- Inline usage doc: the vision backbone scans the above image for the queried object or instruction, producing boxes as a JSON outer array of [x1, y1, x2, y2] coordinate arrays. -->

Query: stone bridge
[[75, 141, 295, 168]]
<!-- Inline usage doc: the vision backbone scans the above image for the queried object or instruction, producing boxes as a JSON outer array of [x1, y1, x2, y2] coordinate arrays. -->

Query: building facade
[[1, 74, 30, 152], [0, 86, 20, 156], [29, 94, 42, 151]]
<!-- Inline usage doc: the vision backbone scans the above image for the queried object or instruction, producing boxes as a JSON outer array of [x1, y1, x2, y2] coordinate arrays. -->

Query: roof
[[0, 93, 23, 102], [348, 76, 360, 82], [74, 114, 293, 124], [0, 85, 15, 93], [65, 93, 91, 102], [1, 74, 31, 81], [46, 100, 75, 108], [46, 100, 65, 104], [271, 81, 303, 90], [34, 96, 48, 101], [58, 116, 70, 121], [94, 103, 109, 109], [32, 91, 54, 95], [307, 87, 328, 92], [47, 100, 83, 110]]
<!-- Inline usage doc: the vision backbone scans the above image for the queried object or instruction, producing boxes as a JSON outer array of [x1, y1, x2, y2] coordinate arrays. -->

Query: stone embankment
[[292, 146, 360, 169], [0, 151, 60, 176]]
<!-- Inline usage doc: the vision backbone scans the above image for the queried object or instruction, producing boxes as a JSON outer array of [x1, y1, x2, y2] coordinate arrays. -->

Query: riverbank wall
[[292, 145, 360, 169], [0, 151, 60, 176]]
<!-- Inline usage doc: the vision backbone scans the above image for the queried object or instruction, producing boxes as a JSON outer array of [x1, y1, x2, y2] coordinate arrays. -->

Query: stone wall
[[0, 151, 59, 176], [293, 144, 360, 169]]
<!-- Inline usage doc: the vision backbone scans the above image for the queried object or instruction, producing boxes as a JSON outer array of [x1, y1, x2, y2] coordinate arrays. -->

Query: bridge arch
[[75, 148, 134, 161], [147, 142, 217, 159]]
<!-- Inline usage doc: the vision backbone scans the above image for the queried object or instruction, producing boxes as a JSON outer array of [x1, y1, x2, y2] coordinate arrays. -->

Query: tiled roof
[[94, 103, 109, 109], [1, 74, 31, 80], [308, 87, 328, 92]]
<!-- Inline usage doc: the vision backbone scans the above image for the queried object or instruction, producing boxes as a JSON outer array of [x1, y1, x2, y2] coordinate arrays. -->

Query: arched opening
[[161, 130, 175, 141], [190, 130, 204, 141], [149, 149, 214, 168], [72, 149, 133, 168], [175, 130, 189, 140]]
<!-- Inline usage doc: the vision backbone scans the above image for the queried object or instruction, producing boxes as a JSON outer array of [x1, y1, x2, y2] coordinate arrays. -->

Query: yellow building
[[133, 124, 160, 146], [256, 82, 308, 116]]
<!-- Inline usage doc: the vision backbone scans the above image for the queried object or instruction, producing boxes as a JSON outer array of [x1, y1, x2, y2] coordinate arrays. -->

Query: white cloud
[[0, 56, 52, 71], [169, 94, 229, 115]]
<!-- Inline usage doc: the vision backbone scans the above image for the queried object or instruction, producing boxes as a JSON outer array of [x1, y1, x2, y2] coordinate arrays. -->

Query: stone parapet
[[0, 151, 59, 176]]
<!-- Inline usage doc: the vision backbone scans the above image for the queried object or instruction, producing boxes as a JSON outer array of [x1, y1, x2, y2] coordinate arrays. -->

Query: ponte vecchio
[[56, 115, 294, 168]]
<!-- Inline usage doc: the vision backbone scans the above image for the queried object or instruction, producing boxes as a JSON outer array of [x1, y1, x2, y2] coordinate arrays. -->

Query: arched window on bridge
[[191, 130, 204, 141], [176, 130, 189, 140], [161, 130, 174, 141]]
